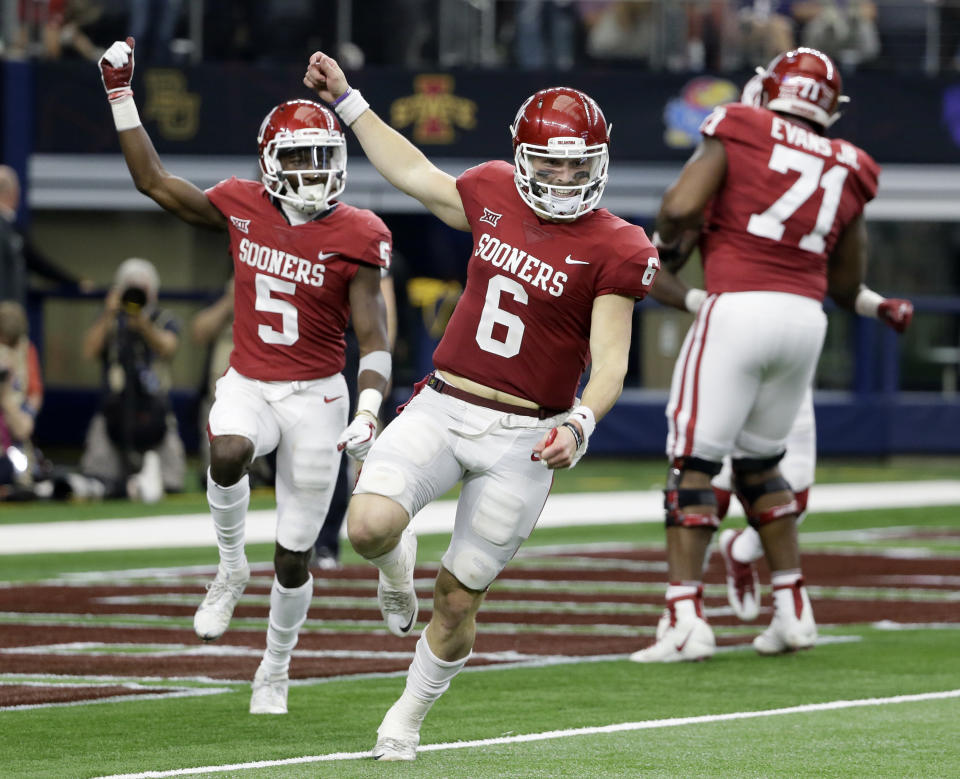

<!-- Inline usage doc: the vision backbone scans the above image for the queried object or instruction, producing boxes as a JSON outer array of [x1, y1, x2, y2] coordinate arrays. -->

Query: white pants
[[714, 384, 816, 493], [354, 384, 566, 590], [207, 367, 348, 551], [667, 292, 826, 463]]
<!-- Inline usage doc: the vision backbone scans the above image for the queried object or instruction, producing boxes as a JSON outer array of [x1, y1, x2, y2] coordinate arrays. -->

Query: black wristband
[[561, 421, 583, 450]]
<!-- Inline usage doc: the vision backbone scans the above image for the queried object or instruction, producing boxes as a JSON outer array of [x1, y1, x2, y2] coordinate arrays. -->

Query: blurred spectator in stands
[[0, 301, 43, 499], [128, 0, 183, 64], [0, 165, 93, 307], [736, 0, 796, 67], [79, 257, 185, 502], [792, 0, 879, 67], [514, 0, 580, 70], [8, 0, 103, 60], [680, 0, 738, 71], [581, 0, 655, 65]]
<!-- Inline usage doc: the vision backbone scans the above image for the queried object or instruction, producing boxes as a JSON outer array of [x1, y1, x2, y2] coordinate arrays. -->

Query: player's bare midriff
[[438, 370, 539, 410]]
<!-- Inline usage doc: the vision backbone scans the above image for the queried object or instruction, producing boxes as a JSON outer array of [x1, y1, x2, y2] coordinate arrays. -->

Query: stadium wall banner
[[27, 62, 960, 164]]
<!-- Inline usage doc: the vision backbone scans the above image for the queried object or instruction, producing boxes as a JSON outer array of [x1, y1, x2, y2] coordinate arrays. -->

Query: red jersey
[[433, 161, 657, 410], [205, 178, 390, 381], [698, 103, 879, 301]]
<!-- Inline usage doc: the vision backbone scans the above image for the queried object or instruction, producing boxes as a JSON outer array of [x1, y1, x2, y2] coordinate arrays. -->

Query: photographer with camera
[[79, 257, 185, 502], [0, 301, 43, 499]]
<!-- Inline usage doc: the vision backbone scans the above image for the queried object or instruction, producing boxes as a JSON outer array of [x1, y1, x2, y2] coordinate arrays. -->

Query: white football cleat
[[754, 577, 817, 655], [377, 527, 419, 637], [372, 698, 421, 761], [719, 528, 760, 621], [193, 562, 250, 641], [629, 589, 715, 663], [249, 663, 288, 714]]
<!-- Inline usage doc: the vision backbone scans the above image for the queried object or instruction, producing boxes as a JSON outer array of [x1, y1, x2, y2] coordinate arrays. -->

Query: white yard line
[[91, 688, 960, 778], [3, 481, 959, 555]]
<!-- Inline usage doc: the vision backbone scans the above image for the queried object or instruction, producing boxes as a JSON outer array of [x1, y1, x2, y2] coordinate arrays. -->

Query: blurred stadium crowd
[[2, 1, 959, 74]]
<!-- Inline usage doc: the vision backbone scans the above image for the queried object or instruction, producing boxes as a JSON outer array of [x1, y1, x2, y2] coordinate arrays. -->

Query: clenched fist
[[303, 51, 350, 103], [99, 37, 136, 102], [878, 298, 913, 334], [337, 412, 378, 461]]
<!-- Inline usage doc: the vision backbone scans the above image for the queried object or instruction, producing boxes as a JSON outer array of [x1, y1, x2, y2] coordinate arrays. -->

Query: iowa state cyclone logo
[[390, 75, 477, 144]]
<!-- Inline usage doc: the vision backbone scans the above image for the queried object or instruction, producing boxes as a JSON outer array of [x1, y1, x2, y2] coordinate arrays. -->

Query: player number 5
[[255, 273, 299, 345]]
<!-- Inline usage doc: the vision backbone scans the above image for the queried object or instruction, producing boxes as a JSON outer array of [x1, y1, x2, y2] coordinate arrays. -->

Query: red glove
[[877, 298, 913, 334], [99, 37, 136, 103]]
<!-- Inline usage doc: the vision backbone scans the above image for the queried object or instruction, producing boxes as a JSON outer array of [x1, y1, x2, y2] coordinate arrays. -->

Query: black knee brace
[[664, 457, 723, 529], [731, 454, 797, 528]]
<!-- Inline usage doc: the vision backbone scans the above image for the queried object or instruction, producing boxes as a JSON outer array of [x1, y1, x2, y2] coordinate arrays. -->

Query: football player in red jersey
[[304, 54, 660, 760], [99, 38, 393, 714], [629, 48, 914, 663], [647, 74, 914, 629]]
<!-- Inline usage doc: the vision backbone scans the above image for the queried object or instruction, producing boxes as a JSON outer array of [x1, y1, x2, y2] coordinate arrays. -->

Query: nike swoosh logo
[[675, 628, 695, 653], [317, 251, 337, 261], [564, 254, 590, 265], [400, 611, 416, 633], [324, 395, 343, 403]]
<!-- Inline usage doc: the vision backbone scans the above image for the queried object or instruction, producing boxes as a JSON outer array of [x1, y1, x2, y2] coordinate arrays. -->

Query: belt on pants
[[426, 374, 564, 419]]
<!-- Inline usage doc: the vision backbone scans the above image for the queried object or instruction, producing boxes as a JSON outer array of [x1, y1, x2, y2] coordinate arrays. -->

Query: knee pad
[[445, 543, 498, 592], [664, 457, 722, 529], [732, 457, 797, 527], [471, 484, 524, 546]]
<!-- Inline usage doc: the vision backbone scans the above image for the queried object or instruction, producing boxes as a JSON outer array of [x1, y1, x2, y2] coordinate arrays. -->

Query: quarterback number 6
[[475, 275, 527, 358]]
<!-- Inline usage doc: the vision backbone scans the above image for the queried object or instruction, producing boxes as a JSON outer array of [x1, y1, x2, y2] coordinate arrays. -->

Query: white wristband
[[358, 349, 392, 382], [854, 287, 884, 318], [356, 387, 383, 419], [332, 88, 370, 127], [684, 288, 707, 313], [565, 405, 596, 442], [110, 94, 141, 132]]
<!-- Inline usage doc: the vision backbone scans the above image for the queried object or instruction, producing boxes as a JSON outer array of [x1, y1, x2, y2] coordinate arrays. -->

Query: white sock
[[370, 536, 412, 590], [207, 470, 249, 570], [732, 526, 764, 564], [666, 582, 700, 601], [380, 629, 469, 736], [771, 570, 802, 588], [262, 575, 313, 676]]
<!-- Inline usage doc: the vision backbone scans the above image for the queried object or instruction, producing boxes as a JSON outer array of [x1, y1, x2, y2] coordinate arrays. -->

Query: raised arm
[[100, 39, 226, 230], [303, 52, 470, 232]]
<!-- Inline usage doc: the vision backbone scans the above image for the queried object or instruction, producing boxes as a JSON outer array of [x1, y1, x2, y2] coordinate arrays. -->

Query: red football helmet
[[257, 99, 346, 212], [758, 47, 848, 128], [510, 87, 610, 221]]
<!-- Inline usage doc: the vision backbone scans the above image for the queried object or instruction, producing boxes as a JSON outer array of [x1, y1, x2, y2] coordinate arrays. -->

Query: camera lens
[[121, 287, 148, 308]]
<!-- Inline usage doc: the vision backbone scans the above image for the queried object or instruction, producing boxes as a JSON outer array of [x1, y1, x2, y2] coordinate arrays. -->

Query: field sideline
[[1, 469, 959, 777]]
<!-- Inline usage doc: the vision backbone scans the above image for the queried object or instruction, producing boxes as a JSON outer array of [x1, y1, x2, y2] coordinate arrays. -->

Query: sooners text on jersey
[[699, 102, 879, 301], [205, 178, 390, 381], [432, 161, 657, 410]]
